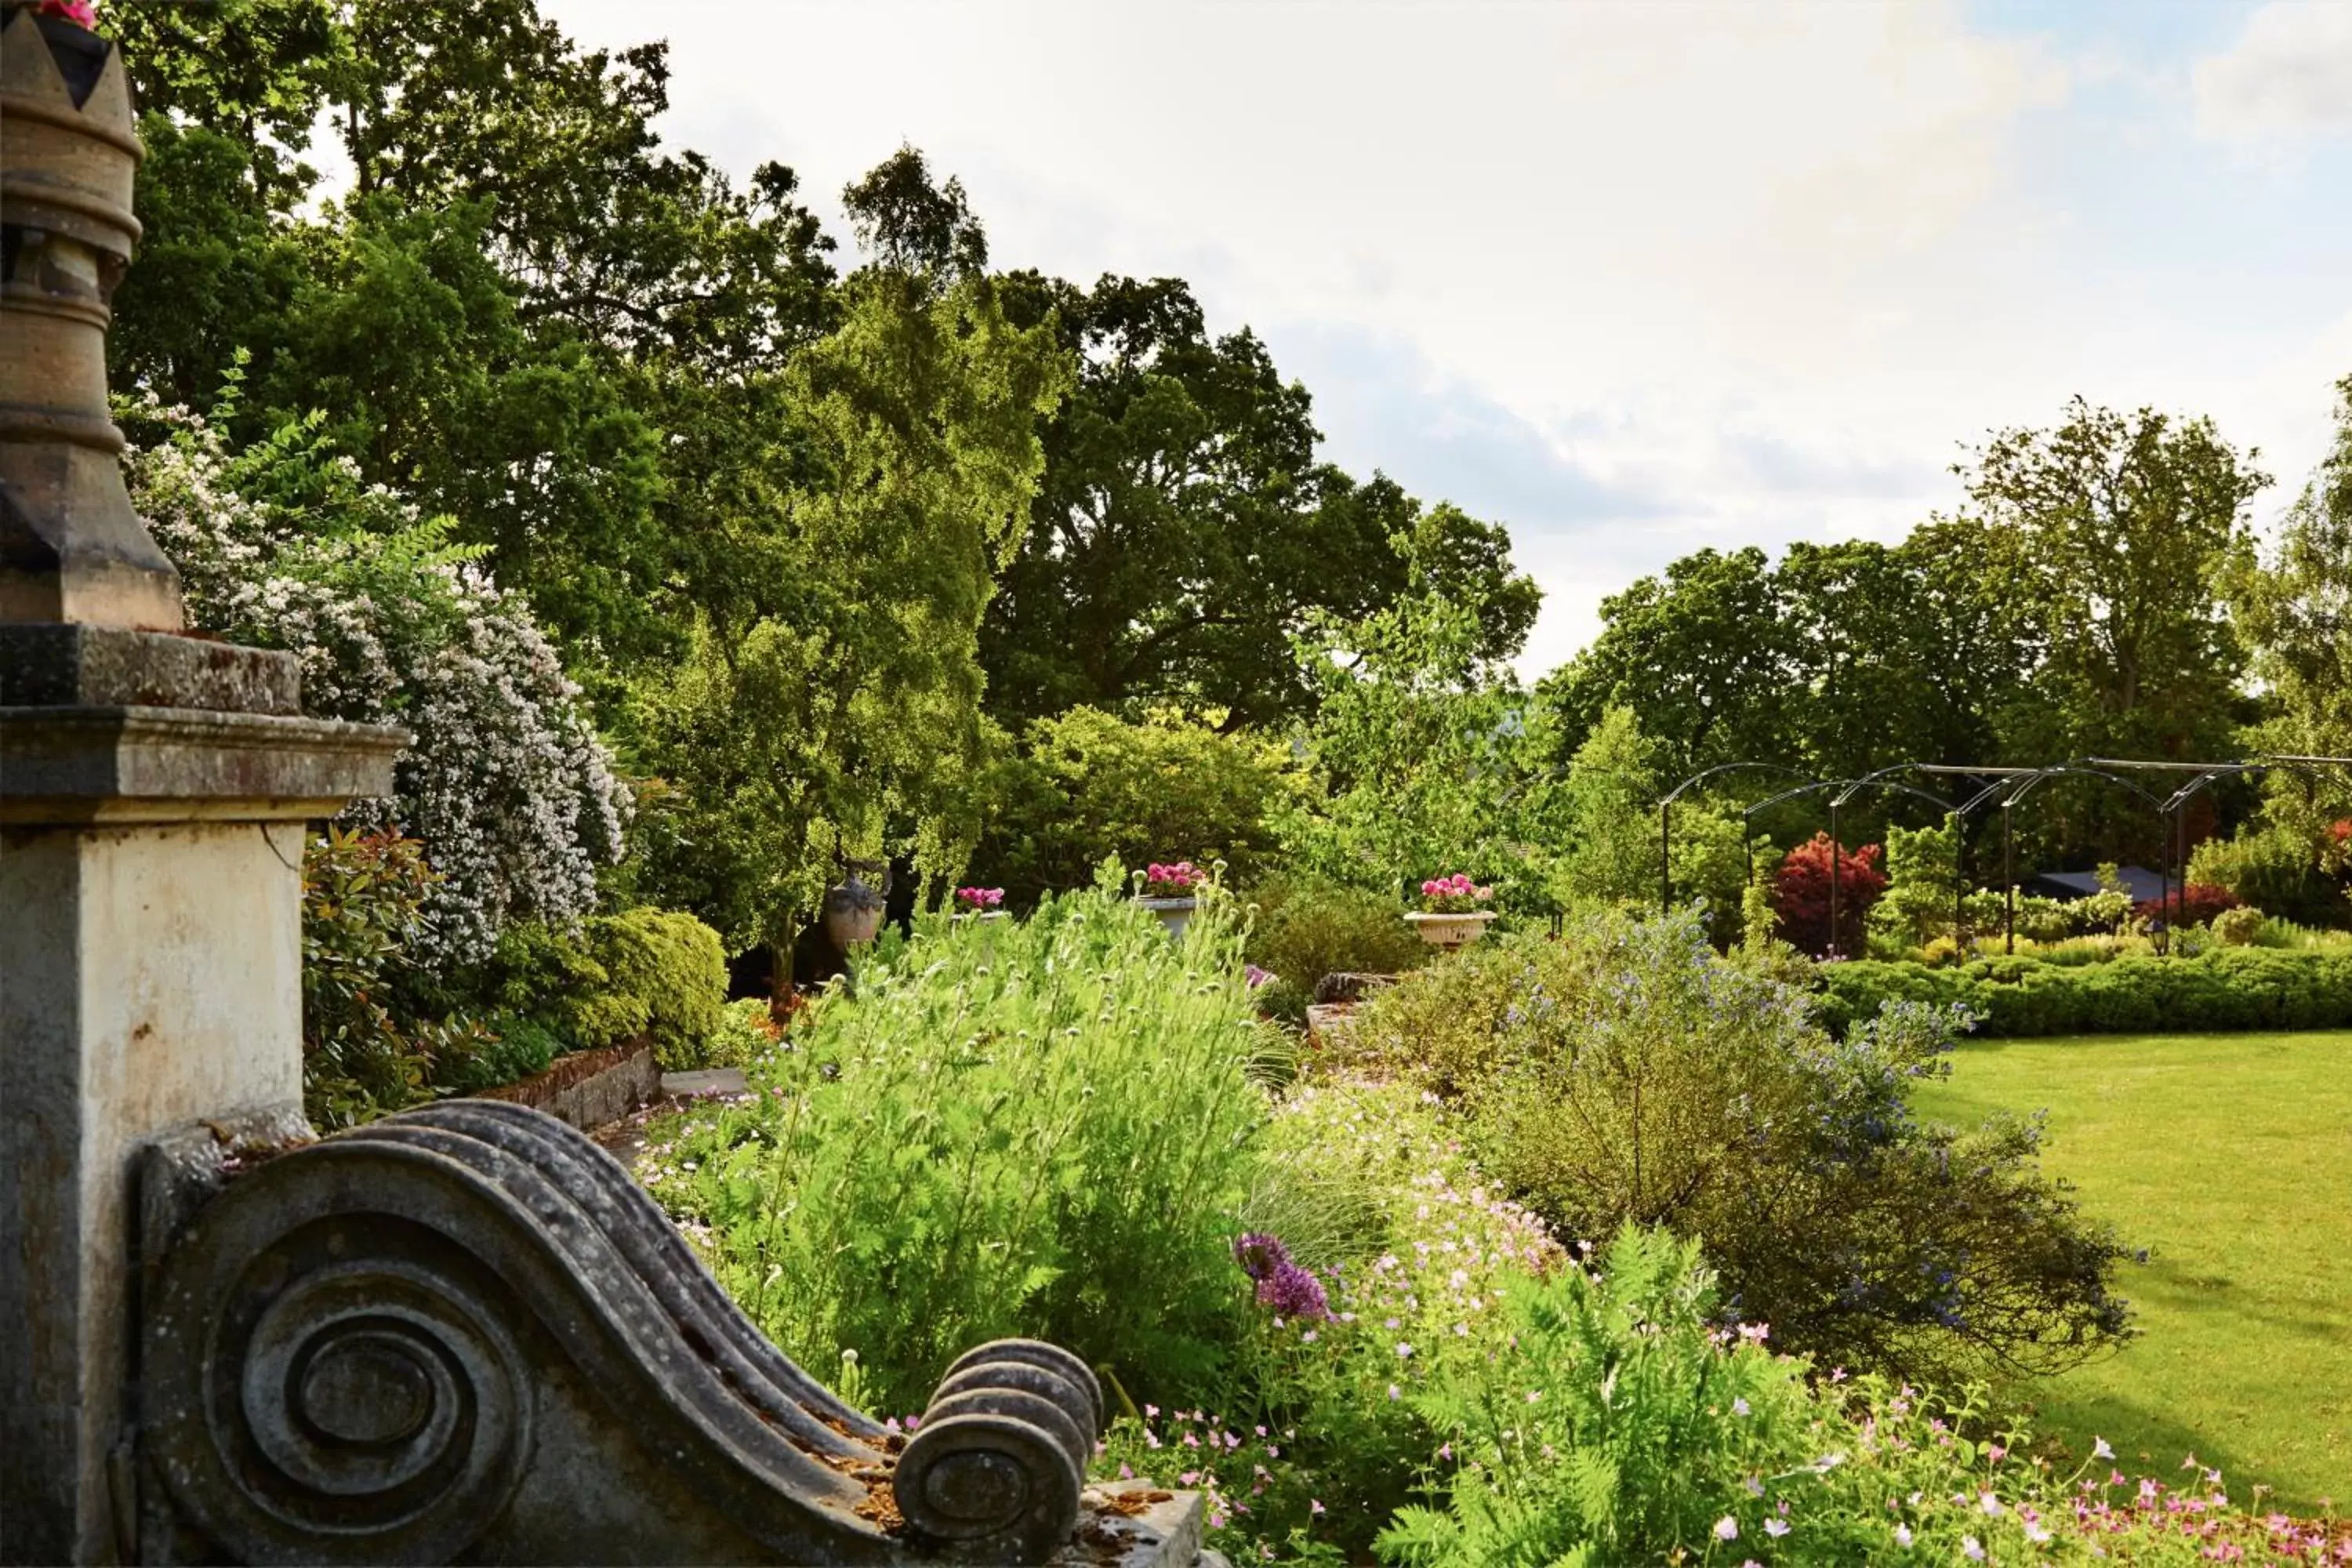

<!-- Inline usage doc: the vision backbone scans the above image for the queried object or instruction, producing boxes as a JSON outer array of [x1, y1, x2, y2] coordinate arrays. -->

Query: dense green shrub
[[971, 706, 1306, 900], [1243, 873, 1431, 1023], [587, 907, 728, 1069], [641, 886, 1267, 1413], [434, 1014, 563, 1094], [1379, 1227, 2074, 1566], [2190, 822, 2350, 927], [2212, 905, 2267, 946], [1354, 913, 2131, 1387], [432, 905, 728, 1069], [300, 826, 497, 1127], [1869, 816, 1962, 950], [447, 917, 614, 1036], [1817, 948, 2352, 1038], [699, 996, 783, 1069]]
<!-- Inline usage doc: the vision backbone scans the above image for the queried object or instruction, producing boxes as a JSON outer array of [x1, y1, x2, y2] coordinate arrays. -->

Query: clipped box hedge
[[1816, 949, 2352, 1038]]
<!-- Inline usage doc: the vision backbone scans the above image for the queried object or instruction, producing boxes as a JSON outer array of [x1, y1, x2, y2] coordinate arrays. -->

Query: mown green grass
[[1911, 1030, 2352, 1513]]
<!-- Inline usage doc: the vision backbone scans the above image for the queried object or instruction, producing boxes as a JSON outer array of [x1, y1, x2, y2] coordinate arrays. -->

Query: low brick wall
[[475, 1036, 661, 1131]]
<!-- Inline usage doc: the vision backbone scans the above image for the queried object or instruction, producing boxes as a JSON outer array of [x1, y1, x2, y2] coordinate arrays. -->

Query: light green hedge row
[[1816, 949, 2352, 1038]]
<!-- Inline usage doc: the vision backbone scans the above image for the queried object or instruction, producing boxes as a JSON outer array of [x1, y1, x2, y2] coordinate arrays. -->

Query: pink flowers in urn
[[1417, 873, 1493, 913], [34, 0, 99, 27], [953, 886, 1004, 913], [1140, 861, 1207, 898]]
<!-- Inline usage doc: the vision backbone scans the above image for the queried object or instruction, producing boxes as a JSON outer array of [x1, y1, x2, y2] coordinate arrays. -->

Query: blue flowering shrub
[[1353, 911, 2132, 1389]]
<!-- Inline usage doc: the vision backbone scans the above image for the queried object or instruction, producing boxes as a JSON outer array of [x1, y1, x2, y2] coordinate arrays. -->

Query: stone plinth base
[[0, 695, 401, 1565], [1058, 1486, 1211, 1566]]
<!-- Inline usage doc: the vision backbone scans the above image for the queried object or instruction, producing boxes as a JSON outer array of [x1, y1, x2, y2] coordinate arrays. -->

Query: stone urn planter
[[1133, 859, 1209, 939], [1406, 910, 1497, 950], [821, 862, 888, 949], [1133, 895, 1200, 940], [952, 886, 1006, 924]]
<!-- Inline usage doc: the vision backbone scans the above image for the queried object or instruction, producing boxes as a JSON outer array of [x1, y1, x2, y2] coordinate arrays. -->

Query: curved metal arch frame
[[1657, 753, 2352, 960], [1656, 763, 1820, 914], [2088, 754, 2352, 937], [1962, 762, 2173, 953]]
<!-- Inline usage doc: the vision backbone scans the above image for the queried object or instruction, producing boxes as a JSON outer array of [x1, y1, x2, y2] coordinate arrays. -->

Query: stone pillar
[[0, 7, 404, 1561]]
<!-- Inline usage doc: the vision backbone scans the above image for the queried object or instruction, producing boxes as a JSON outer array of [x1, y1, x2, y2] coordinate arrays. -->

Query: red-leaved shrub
[[1772, 832, 1887, 957], [2133, 882, 2241, 927]]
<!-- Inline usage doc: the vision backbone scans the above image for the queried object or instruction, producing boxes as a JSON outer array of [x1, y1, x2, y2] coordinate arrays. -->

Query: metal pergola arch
[[1659, 751, 2352, 958]]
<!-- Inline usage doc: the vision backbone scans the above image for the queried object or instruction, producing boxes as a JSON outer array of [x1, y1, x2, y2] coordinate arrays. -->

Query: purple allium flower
[[1233, 1232, 1332, 1319], [1234, 1232, 1292, 1282]]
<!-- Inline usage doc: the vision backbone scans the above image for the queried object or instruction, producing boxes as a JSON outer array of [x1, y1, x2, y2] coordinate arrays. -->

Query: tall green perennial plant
[[643, 881, 1267, 1413]]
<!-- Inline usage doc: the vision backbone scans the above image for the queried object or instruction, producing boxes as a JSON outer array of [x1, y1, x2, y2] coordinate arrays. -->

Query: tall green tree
[[2228, 374, 2352, 878], [626, 154, 1071, 956], [1539, 546, 1798, 786], [982, 273, 1537, 729], [110, 0, 839, 668], [2232, 376, 2352, 761], [1777, 525, 2041, 779], [1285, 529, 1547, 897], [1962, 397, 2268, 762]]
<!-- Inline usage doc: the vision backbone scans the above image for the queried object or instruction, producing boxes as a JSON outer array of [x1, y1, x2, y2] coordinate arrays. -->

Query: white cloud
[[539, 0, 2348, 670], [2194, 2, 2352, 141]]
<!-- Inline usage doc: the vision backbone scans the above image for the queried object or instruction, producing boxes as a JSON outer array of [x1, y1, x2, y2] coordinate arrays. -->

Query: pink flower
[[1714, 1516, 1740, 1541], [35, 0, 99, 27]]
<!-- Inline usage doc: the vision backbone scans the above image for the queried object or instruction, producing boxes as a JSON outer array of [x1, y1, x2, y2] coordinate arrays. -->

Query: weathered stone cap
[[0, 623, 299, 713], [0, 704, 405, 823], [1051, 1486, 1217, 1566]]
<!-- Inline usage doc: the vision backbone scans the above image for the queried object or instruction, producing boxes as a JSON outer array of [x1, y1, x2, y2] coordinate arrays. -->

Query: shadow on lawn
[[2019, 1384, 2332, 1514], [2132, 1252, 2347, 1344]]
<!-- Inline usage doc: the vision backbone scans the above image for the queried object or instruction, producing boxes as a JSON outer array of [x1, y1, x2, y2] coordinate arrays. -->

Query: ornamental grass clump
[[641, 880, 1266, 1414]]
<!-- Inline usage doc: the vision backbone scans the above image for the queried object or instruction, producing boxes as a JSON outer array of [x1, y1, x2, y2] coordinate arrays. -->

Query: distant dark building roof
[[2026, 865, 2165, 905]]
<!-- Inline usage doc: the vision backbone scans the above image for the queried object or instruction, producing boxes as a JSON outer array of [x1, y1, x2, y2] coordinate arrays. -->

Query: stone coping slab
[[477, 1037, 663, 1132], [0, 702, 405, 822], [0, 624, 300, 713], [1054, 1486, 1208, 1566]]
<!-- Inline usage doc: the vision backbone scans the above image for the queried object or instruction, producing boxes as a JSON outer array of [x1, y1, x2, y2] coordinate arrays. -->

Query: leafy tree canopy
[[983, 272, 1538, 730]]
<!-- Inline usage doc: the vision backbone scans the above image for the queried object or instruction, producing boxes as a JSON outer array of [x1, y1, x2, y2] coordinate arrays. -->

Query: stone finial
[[0, 3, 184, 630]]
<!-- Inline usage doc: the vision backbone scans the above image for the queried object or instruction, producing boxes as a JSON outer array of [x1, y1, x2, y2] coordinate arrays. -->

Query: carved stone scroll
[[139, 1101, 1106, 1565]]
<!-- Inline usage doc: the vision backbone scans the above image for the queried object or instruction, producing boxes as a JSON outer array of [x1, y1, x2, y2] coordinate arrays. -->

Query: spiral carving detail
[[147, 1209, 533, 1565], [893, 1340, 1103, 1562], [140, 1106, 1116, 1566]]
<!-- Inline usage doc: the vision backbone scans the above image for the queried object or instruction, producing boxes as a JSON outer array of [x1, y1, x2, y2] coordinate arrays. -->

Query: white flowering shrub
[[123, 401, 628, 964]]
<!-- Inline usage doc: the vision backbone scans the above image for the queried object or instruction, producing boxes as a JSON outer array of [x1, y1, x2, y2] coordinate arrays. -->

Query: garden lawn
[[1911, 1030, 2352, 1514]]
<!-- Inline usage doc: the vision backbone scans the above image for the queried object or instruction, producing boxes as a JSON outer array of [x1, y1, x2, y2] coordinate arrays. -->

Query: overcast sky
[[544, 0, 2352, 674]]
